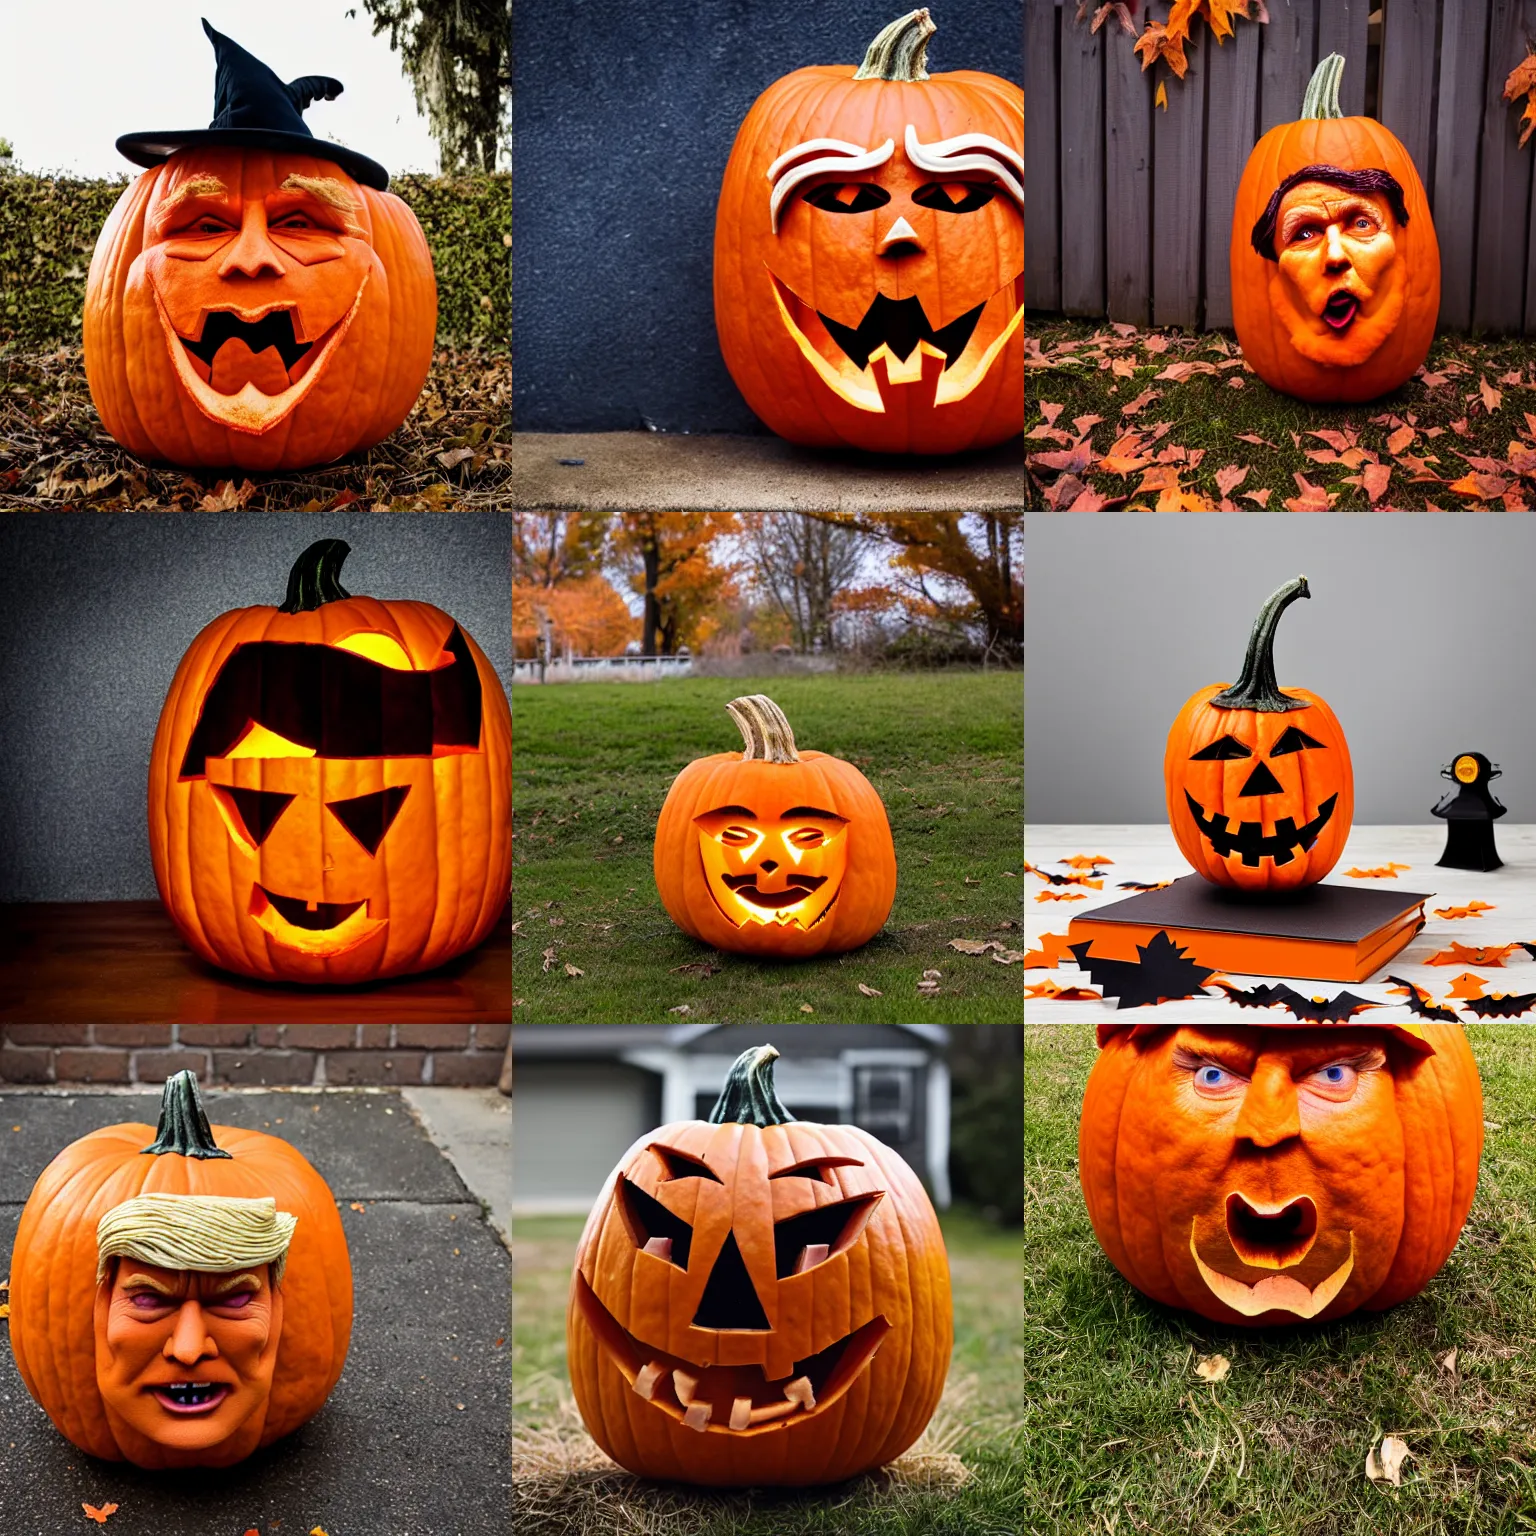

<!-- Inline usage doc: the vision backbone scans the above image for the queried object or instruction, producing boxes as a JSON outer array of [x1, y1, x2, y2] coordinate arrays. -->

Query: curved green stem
[[1209, 576, 1311, 714], [853, 9, 935, 82], [281, 538, 353, 613], [1301, 54, 1346, 120], [707, 1046, 797, 1127], [141, 1071, 233, 1160]]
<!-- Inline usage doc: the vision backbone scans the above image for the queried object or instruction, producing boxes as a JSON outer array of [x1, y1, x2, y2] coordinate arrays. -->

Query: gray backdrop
[[511, 0, 1023, 433], [1026, 513, 1536, 825], [0, 513, 511, 902]]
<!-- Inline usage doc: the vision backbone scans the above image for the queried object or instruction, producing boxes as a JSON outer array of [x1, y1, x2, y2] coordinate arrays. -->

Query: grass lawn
[[513, 1207, 1024, 1534], [1024, 1024, 1536, 1536], [511, 673, 1023, 1024], [1027, 318, 1536, 511]]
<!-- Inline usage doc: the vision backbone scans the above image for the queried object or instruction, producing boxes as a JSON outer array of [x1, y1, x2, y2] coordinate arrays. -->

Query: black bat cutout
[[1383, 975, 1460, 1023], [1516, 943, 1536, 962], [1117, 880, 1172, 892], [1462, 992, 1536, 1018], [1212, 979, 1381, 1020], [1210, 980, 1297, 1010], [1069, 931, 1216, 1010]]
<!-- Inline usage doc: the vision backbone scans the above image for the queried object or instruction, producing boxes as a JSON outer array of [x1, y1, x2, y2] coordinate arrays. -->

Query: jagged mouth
[[721, 872, 827, 910], [1183, 790, 1337, 866], [573, 1272, 889, 1434], [1191, 1219, 1355, 1320], [153, 273, 368, 435], [149, 1381, 232, 1415], [768, 270, 1022, 412], [1322, 291, 1361, 330], [249, 884, 386, 955]]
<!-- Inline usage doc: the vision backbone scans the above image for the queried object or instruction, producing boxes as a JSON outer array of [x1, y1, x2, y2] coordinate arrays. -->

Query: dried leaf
[[1155, 79, 1169, 110], [1215, 464, 1250, 497], [1235, 433, 1277, 448], [1241, 488, 1273, 507], [1039, 401, 1065, 427], [857, 982, 883, 997], [1345, 863, 1411, 879], [1439, 1347, 1459, 1375], [798, 1003, 814, 1013], [667, 1003, 692, 1014], [541, 946, 557, 972], [564, 963, 584, 977], [1432, 901, 1496, 920], [1284, 472, 1335, 511], [1023, 932, 1077, 969], [1155, 360, 1219, 381], [922, 969, 943, 980], [1120, 386, 1160, 417], [1386, 424, 1416, 455], [1449, 471, 1509, 500], [949, 939, 995, 955], [1366, 1435, 1411, 1487], [1479, 376, 1503, 413], [82, 1510, 119, 1527], [1195, 1354, 1231, 1383], [1361, 462, 1391, 504]]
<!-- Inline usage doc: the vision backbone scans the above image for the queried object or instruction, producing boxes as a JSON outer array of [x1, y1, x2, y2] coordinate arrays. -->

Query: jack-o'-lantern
[[1080, 1025, 1483, 1326], [85, 21, 435, 470], [714, 9, 1023, 453], [1165, 575, 1353, 891], [1231, 54, 1439, 404], [147, 538, 511, 984], [567, 1045, 952, 1485], [8, 1070, 352, 1468], [653, 695, 896, 957]]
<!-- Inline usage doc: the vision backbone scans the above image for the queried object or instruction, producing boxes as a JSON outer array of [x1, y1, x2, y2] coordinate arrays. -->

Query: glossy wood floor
[[0, 902, 511, 1024]]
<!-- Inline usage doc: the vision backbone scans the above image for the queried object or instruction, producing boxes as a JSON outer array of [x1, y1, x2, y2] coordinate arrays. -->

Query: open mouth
[[1225, 1194, 1319, 1270], [721, 872, 827, 910], [573, 1272, 888, 1434], [769, 270, 1022, 413], [153, 273, 368, 436], [1322, 291, 1361, 331], [249, 884, 386, 956], [150, 1381, 232, 1415], [1191, 1221, 1355, 1320], [1183, 790, 1337, 866], [258, 887, 366, 931]]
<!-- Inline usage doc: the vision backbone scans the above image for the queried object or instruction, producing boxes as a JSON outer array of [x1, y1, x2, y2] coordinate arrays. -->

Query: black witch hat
[[116, 19, 388, 191]]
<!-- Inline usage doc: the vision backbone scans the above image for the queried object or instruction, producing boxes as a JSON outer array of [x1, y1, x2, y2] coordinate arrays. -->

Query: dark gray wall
[[512, 1, 1023, 432], [1026, 513, 1536, 825], [0, 513, 511, 902]]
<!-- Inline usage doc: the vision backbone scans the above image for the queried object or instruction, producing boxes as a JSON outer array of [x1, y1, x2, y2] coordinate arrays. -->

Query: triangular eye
[[773, 1194, 882, 1278], [1271, 725, 1327, 756], [328, 786, 411, 855], [1190, 735, 1252, 761], [615, 1175, 693, 1269], [217, 786, 295, 846], [651, 1146, 721, 1183]]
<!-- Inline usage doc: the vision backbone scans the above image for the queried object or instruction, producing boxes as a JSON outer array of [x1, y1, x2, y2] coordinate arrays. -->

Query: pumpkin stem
[[141, 1071, 233, 1160], [726, 695, 802, 763], [1209, 576, 1311, 714], [280, 538, 353, 613], [707, 1046, 798, 1126], [853, 8, 934, 82], [1301, 54, 1346, 120]]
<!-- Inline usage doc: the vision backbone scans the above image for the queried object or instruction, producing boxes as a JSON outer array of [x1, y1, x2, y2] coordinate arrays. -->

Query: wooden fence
[[1026, 0, 1536, 333]]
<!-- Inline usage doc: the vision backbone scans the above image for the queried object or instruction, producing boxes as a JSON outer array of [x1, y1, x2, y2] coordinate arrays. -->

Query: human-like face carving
[[693, 803, 850, 930], [132, 149, 380, 434], [1271, 180, 1404, 369], [93, 1261, 283, 1458]]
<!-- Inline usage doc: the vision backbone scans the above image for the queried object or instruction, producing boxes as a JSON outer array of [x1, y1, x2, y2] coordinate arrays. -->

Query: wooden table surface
[[1025, 824, 1536, 1022], [0, 902, 511, 1024]]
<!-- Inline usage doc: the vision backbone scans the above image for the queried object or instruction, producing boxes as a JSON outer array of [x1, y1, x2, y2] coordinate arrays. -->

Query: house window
[[854, 1066, 915, 1143]]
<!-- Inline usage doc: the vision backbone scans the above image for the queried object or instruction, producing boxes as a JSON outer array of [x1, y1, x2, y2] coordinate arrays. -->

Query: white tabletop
[[1024, 824, 1536, 1022]]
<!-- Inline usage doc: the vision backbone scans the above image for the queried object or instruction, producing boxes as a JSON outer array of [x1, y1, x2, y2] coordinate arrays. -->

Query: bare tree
[[741, 513, 868, 653]]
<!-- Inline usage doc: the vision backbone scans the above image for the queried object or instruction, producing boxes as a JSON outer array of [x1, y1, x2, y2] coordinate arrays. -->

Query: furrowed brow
[[766, 137, 895, 233], [904, 124, 1024, 212], [279, 173, 364, 235], [121, 1272, 178, 1295], [780, 806, 842, 820], [209, 1271, 263, 1295], [157, 174, 232, 217]]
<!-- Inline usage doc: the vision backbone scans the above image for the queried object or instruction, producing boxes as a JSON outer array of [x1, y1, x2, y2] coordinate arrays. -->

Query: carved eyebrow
[[780, 806, 842, 820], [1172, 1044, 1251, 1075], [770, 1155, 864, 1182], [649, 1145, 721, 1182], [157, 174, 232, 217], [209, 1271, 263, 1295], [120, 1272, 178, 1295], [905, 124, 1023, 212], [766, 137, 896, 233], [707, 805, 757, 818], [278, 173, 365, 235]]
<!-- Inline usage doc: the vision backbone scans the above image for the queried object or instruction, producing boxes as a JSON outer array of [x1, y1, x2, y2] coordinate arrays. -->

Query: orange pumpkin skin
[[85, 147, 436, 470], [147, 540, 511, 985], [1165, 577, 1353, 892], [1080, 1025, 1484, 1327], [1231, 56, 1439, 405], [8, 1074, 353, 1469], [713, 12, 1023, 453], [653, 696, 896, 957], [567, 1046, 952, 1486]]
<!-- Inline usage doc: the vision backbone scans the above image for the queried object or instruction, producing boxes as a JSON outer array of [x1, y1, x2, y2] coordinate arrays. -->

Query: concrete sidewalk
[[0, 1085, 510, 1536]]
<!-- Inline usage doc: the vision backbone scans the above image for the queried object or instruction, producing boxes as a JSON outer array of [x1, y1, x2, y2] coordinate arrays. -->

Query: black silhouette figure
[[1433, 752, 1506, 872]]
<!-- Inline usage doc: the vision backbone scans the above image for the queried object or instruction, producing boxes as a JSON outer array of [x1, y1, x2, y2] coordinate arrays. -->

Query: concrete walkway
[[0, 1085, 509, 1536]]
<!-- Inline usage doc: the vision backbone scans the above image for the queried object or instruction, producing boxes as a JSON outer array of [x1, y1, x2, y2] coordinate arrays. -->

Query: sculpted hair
[[96, 1193, 297, 1286], [1251, 164, 1410, 261]]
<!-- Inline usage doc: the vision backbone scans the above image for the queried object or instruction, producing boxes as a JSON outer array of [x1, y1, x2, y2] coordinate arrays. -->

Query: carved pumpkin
[[1165, 575, 1353, 891], [8, 1071, 352, 1468], [567, 1045, 952, 1485], [147, 538, 511, 984], [1080, 1025, 1483, 1326], [1231, 54, 1439, 404], [713, 9, 1023, 453], [653, 695, 896, 957]]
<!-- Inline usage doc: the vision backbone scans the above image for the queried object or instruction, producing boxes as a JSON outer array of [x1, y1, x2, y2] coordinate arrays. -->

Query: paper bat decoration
[[1209, 980, 1298, 1010], [1383, 975, 1460, 1022], [1445, 971, 1488, 1000], [1462, 991, 1536, 1017], [1025, 980, 1103, 1001], [1432, 901, 1496, 920], [1036, 890, 1088, 903], [1344, 863, 1411, 878], [1424, 942, 1520, 967], [1068, 931, 1216, 1009], [1024, 863, 1103, 888], [1060, 854, 1114, 869], [1117, 880, 1174, 892], [1211, 979, 1381, 1021], [1023, 932, 1076, 969]]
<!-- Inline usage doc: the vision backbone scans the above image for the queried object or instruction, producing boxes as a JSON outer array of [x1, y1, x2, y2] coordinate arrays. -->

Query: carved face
[[1271, 180, 1405, 369], [93, 1261, 283, 1458], [693, 802, 850, 930], [1080, 1027, 1486, 1325]]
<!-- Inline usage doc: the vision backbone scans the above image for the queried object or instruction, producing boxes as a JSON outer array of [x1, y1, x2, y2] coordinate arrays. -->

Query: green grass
[[513, 1207, 1024, 1534], [1027, 318, 1536, 511], [512, 673, 1023, 1023], [1024, 1024, 1536, 1536]]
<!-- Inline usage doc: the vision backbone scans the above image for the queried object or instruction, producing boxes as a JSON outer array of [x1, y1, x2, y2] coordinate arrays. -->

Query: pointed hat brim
[[116, 129, 389, 191]]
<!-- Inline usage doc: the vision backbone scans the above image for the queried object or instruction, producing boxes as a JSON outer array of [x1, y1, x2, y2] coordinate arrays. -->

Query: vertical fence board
[[1025, 0, 1061, 310], [1259, 0, 1318, 133], [1151, 5, 1206, 328], [1316, 1, 1371, 113], [1105, 17, 1152, 324], [1380, 0, 1441, 198], [1473, 0, 1536, 332], [1435, 0, 1491, 330], [1060, 12, 1106, 315], [1203, 23, 1262, 330]]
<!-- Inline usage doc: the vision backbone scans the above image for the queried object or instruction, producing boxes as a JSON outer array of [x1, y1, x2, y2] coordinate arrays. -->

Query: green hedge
[[0, 169, 508, 349]]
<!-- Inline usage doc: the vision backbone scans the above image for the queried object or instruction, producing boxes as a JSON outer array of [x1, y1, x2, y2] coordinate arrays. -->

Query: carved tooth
[[794, 1243, 830, 1275], [672, 1367, 701, 1405], [730, 1395, 753, 1431], [784, 1375, 816, 1410], [683, 1401, 712, 1432], [632, 1362, 664, 1401], [642, 1236, 673, 1261]]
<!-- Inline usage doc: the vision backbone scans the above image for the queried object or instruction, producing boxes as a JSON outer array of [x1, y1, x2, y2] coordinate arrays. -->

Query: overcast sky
[[1, 0, 439, 178]]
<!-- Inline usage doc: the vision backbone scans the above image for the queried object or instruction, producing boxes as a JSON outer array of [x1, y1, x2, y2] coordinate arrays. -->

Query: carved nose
[[878, 215, 923, 256], [759, 859, 779, 874], [1239, 762, 1284, 797], [691, 1232, 770, 1330]]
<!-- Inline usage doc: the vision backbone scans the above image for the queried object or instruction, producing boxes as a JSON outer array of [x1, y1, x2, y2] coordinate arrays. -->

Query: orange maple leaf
[[1036, 890, 1088, 903], [1060, 854, 1114, 869], [1026, 980, 1103, 1001], [1200, 0, 1251, 42], [82, 1507, 119, 1526], [1023, 932, 1077, 969], [1134, 20, 1190, 78], [1345, 863, 1411, 879], [1445, 971, 1488, 1000], [1424, 943, 1520, 968], [1433, 901, 1496, 920]]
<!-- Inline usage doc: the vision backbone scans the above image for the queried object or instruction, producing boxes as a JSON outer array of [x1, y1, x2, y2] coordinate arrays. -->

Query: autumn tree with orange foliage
[[513, 512, 636, 659], [607, 513, 740, 656]]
